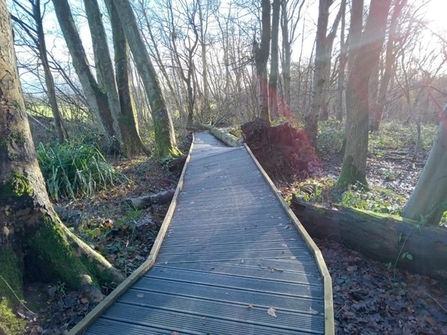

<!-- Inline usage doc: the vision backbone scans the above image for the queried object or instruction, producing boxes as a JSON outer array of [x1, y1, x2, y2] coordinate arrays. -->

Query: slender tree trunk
[[198, 0, 210, 116], [403, 104, 447, 225], [32, 0, 66, 143], [335, 0, 347, 121], [0, 5, 123, 333], [319, 4, 343, 121], [269, 0, 281, 119], [105, 0, 150, 157], [371, 0, 407, 131], [111, 0, 181, 158], [280, 0, 291, 107], [306, 0, 331, 145], [336, 0, 392, 189], [84, 0, 123, 148], [253, 0, 271, 121], [51, 0, 118, 148]]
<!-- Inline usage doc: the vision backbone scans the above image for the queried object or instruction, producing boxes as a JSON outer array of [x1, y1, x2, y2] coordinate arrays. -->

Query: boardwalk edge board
[[243, 143, 335, 335], [68, 137, 196, 335]]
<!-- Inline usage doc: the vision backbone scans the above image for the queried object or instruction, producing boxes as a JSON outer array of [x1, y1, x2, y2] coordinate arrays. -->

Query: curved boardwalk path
[[71, 132, 333, 335]]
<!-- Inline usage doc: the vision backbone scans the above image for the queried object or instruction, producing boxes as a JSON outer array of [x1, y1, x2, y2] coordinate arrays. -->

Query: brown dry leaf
[[136, 293, 144, 298], [267, 307, 277, 317], [347, 266, 358, 272], [80, 298, 89, 304], [170, 332, 180, 335], [248, 304, 253, 309], [308, 307, 319, 315], [426, 317, 437, 326]]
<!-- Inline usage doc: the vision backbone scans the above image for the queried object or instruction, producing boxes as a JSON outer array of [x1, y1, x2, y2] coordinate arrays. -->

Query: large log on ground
[[124, 189, 175, 210], [291, 197, 447, 281], [200, 124, 243, 147]]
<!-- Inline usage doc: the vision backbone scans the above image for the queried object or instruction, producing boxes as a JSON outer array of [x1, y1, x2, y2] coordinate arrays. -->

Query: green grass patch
[[0, 298, 27, 335], [37, 142, 127, 200]]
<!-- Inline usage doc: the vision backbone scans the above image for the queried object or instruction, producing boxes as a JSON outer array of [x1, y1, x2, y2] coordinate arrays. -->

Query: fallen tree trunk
[[124, 189, 175, 210], [200, 124, 243, 147], [291, 197, 447, 281]]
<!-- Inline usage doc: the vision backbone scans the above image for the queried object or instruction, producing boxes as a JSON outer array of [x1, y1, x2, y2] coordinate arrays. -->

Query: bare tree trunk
[[319, 3, 343, 121], [253, 0, 271, 121], [336, 0, 392, 189], [51, 0, 118, 148], [269, 0, 281, 119], [111, 0, 181, 158], [198, 0, 210, 117], [371, 0, 408, 131], [281, 0, 291, 107], [306, 0, 331, 145], [105, 0, 150, 156], [84, 0, 123, 147], [32, 0, 66, 143], [335, 0, 347, 121], [0, 5, 123, 333]]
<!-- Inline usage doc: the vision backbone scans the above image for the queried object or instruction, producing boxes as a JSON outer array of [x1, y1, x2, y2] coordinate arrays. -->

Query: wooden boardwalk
[[70, 132, 333, 335]]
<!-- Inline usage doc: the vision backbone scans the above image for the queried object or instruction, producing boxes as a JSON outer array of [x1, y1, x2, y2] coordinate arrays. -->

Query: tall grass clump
[[37, 142, 125, 200]]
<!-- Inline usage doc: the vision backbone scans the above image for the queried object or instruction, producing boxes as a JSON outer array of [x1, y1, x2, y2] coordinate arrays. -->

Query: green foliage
[[316, 119, 344, 156], [340, 182, 406, 215], [294, 177, 335, 203], [369, 122, 437, 153], [37, 142, 126, 200]]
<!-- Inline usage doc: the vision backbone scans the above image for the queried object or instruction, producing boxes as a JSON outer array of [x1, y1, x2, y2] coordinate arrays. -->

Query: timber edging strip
[[243, 143, 335, 335], [67, 136, 195, 335]]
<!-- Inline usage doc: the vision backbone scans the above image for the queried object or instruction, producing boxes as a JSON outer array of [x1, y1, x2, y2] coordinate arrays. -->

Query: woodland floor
[[22, 134, 447, 335]]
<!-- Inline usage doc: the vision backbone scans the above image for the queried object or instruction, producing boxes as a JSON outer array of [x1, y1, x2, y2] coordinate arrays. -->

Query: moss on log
[[291, 197, 447, 281], [200, 124, 243, 147]]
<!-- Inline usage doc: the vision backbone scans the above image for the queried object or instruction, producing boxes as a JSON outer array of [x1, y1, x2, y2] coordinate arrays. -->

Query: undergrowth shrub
[[317, 120, 344, 156], [37, 142, 125, 200]]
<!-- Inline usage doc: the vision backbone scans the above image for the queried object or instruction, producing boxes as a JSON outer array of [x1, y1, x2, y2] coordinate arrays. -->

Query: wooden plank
[[244, 143, 335, 335], [67, 136, 196, 335]]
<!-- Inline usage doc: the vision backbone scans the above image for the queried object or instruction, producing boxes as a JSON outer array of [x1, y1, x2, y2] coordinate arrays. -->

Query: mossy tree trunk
[[335, 0, 391, 190], [402, 104, 447, 226], [111, 0, 181, 159], [0, 5, 124, 333], [105, 0, 151, 157], [268, 0, 280, 119], [52, 0, 120, 151]]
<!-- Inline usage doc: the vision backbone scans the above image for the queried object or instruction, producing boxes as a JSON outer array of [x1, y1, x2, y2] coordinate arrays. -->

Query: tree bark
[[111, 0, 181, 158], [51, 0, 118, 149], [84, 0, 123, 147], [371, 0, 407, 131], [336, 0, 391, 189], [269, 0, 281, 119], [291, 198, 447, 281], [124, 189, 175, 210], [403, 104, 447, 225], [280, 0, 291, 107], [306, 0, 331, 145], [32, 0, 67, 143], [253, 0, 271, 121], [335, 0, 347, 121], [105, 0, 150, 157], [0, 5, 124, 333]]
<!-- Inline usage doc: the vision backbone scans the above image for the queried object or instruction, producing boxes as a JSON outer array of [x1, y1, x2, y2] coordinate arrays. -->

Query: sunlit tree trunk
[[111, 0, 181, 158], [336, 0, 392, 189], [280, 0, 291, 107], [52, 0, 119, 149], [253, 0, 271, 121], [0, 4, 124, 333], [269, 0, 281, 118], [403, 104, 447, 225]]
